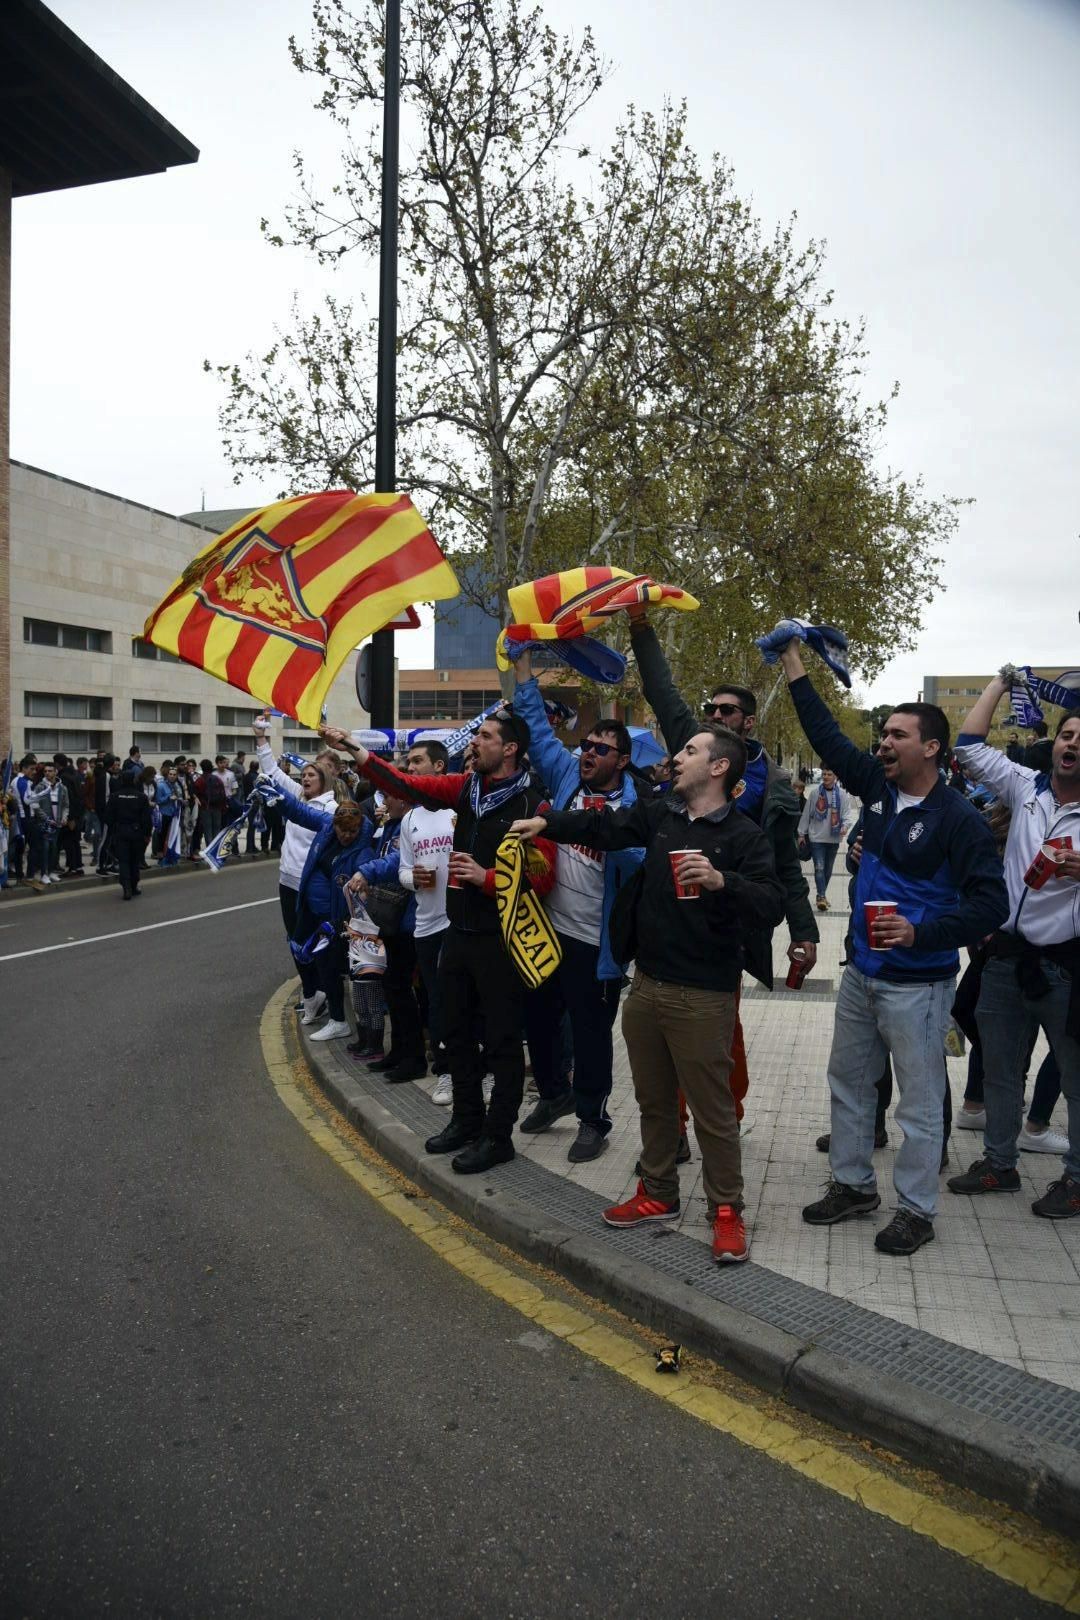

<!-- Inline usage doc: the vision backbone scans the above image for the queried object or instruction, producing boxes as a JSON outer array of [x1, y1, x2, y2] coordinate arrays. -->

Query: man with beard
[[776, 639, 1007, 1255], [950, 679, 1080, 1219], [322, 713, 557, 1175]]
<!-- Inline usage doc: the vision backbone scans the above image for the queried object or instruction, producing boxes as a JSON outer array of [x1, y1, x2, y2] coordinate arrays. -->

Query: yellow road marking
[[260, 980, 1080, 1611]]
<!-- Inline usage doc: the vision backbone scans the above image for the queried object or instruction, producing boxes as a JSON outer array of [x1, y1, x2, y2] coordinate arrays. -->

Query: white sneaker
[[431, 1074, 453, 1106], [482, 1073, 494, 1105], [300, 992, 327, 1025], [957, 1108, 985, 1131], [309, 1019, 351, 1042], [1020, 1124, 1070, 1154]]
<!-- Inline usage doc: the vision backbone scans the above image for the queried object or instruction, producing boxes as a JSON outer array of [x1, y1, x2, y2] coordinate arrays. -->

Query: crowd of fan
[[6, 625, 1079, 1269]]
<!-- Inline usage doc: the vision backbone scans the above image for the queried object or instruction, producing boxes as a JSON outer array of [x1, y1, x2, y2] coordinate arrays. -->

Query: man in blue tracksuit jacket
[[513, 652, 645, 1162], [777, 639, 1008, 1255]]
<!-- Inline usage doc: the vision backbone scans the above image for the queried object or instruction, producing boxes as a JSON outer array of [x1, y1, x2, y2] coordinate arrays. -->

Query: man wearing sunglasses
[[628, 612, 819, 1121], [513, 651, 645, 1161]]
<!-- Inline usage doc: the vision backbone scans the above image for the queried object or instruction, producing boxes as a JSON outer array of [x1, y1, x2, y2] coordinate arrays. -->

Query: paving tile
[[997, 1280, 1080, 1321]]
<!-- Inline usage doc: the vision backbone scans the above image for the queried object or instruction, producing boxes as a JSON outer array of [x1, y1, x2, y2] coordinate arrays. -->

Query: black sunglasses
[[703, 701, 746, 719], [581, 739, 619, 757]]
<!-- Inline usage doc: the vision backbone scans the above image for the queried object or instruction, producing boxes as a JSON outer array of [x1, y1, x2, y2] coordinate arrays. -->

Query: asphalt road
[[0, 863, 1061, 1616]]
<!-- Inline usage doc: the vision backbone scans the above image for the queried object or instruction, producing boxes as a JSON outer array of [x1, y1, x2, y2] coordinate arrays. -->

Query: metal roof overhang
[[0, 0, 198, 198]]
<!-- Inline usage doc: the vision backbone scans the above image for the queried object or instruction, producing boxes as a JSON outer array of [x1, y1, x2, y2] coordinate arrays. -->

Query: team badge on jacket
[[908, 822, 924, 843]]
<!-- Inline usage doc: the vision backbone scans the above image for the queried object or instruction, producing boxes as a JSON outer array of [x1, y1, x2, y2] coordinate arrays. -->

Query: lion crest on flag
[[191, 529, 329, 652]]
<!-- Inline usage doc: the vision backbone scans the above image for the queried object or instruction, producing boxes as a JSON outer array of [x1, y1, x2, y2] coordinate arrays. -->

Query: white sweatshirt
[[398, 804, 455, 938], [256, 741, 336, 891]]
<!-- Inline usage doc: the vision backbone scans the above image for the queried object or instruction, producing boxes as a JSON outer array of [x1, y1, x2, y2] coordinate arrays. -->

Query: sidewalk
[[297, 865, 1080, 1534]]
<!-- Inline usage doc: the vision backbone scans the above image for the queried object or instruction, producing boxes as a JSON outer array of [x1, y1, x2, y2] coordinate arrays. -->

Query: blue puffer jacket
[[789, 675, 1008, 982], [514, 674, 645, 979], [280, 795, 374, 922]]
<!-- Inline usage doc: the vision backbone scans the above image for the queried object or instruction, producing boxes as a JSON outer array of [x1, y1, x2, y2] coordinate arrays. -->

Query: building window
[[25, 691, 111, 720], [25, 728, 113, 754], [24, 617, 112, 653], [132, 700, 199, 725], [132, 637, 180, 664], [281, 735, 321, 757], [131, 732, 199, 755], [215, 735, 261, 757], [217, 705, 264, 727]]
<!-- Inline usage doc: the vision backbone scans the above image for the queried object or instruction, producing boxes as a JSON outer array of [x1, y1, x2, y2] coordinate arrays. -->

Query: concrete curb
[[298, 1017, 1080, 1537]]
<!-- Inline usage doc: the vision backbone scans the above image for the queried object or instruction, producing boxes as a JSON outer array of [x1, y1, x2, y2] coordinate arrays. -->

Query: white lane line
[[0, 897, 278, 962]]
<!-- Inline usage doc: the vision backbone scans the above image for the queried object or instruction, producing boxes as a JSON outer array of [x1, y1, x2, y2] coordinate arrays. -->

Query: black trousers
[[415, 928, 447, 1061], [383, 932, 424, 1064], [115, 831, 143, 895], [440, 927, 525, 1143], [293, 904, 346, 1020]]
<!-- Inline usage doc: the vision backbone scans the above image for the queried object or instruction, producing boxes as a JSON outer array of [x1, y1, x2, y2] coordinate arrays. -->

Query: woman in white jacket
[[255, 733, 338, 1005]]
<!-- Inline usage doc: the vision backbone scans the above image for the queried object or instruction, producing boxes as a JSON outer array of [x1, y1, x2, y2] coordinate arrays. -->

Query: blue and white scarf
[[1003, 665, 1080, 729], [469, 767, 531, 819], [810, 782, 842, 830], [755, 618, 852, 688], [202, 777, 285, 871]]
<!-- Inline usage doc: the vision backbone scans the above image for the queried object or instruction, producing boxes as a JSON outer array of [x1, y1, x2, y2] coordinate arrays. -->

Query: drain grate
[[323, 1042, 1080, 1449]]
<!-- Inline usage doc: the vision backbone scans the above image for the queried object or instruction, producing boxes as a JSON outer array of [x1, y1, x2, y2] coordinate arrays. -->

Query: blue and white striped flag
[[202, 778, 285, 871]]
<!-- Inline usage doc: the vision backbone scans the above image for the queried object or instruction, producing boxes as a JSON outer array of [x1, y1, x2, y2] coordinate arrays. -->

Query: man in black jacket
[[324, 715, 558, 1176], [628, 616, 818, 1127], [104, 769, 152, 899], [511, 723, 786, 1264]]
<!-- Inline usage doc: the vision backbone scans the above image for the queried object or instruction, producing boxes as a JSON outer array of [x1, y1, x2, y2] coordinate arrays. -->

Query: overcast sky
[[10, 0, 1080, 701]]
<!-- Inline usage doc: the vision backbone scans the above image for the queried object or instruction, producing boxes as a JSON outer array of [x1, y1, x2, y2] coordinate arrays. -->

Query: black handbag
[[363, 882, 410, 937], [607, 865, 645, 966]]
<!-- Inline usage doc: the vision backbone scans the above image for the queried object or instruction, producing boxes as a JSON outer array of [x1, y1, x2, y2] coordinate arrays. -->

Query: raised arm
[[321, 726, 464, 810], [512, 652, 576, 803], [628, 616, 696, 755], [778, 644, 883, 802], [958, 675, 1010, 742], [254, 737, 303, 800]]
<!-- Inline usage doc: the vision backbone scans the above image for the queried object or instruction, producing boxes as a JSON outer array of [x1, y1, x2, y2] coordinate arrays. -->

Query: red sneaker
[[712, 1204, 749, 1264], [602, 1180, 680, 1228]]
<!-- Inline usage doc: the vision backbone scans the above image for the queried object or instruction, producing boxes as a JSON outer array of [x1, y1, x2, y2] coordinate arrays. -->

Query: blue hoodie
[[789, 675, 1008, 982], [514, 675, 645, 979]]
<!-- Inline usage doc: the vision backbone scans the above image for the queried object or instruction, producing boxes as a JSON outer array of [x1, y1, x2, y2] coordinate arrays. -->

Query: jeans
[[827, 964, 954, 1219], [975, 957, 1080, 1178], [810, 840, 839, 899], [963, 1031, 1061, 1127], [529, 933, 622, 1132]]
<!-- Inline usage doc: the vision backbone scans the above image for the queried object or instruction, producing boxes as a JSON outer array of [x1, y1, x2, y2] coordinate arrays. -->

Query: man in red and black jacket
[[323, 713, 557, 1175]]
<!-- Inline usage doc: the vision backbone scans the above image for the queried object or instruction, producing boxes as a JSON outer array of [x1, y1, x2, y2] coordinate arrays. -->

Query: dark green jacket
[[631, 622, 819, 988]]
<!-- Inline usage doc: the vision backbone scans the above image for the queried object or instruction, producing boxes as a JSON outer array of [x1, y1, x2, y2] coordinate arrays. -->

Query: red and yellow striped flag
[[143, 492, 459, 727]]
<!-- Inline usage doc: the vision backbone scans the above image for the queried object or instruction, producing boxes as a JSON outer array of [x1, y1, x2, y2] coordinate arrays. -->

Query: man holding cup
[[950, 679, 1080, 1217], [775, 640, 1007, 1255], [510, 724, 785, 1264]]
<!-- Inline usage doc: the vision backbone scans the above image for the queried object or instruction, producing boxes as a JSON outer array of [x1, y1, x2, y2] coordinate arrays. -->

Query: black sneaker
[[802, 1181, 881, 1225], [425, 1120, 479, 1155], [567, 1123, 608, 1163], [815, 1127, 888, 1153], [635, 1132, 692, 1177], [518, 1091, 576, 1134], [1032, 1176, 1080, 1220], [452, 1136, 515, 1174], [383, 1060, 428, 1083], [875, 1209, 935, 1255], [946, 1158, 1021, 1196]]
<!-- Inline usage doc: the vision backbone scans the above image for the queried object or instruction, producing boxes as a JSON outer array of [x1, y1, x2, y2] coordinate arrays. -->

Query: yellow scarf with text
[[493, 836, 562, 989]]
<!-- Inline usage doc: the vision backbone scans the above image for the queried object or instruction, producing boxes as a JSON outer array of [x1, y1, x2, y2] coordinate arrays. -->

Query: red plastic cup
[[413, 864, 437, 890], [669, 849, 700, 899], [1023, 836, 1073, 890], [863, 899, 898, 950], [582, 795, 606, 812], [786, 949, 810, 990], [447, 854, 464, 891]]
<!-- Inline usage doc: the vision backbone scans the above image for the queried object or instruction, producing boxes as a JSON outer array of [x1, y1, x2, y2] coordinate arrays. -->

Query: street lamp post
[[367, 0, 401, 728]]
